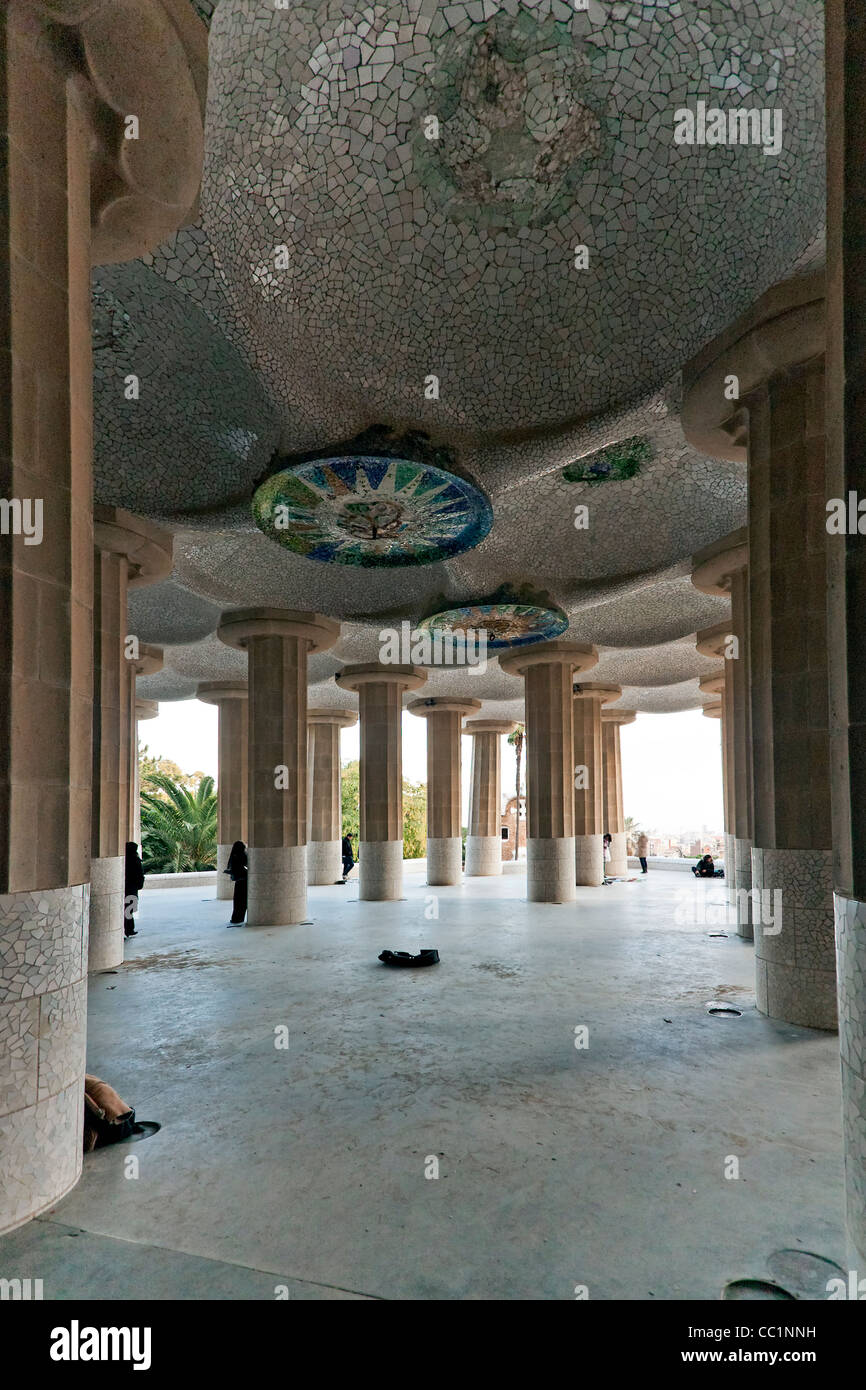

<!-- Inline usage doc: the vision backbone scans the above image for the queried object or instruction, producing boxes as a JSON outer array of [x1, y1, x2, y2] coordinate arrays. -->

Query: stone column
[[307, 709, 357, 885], [573, 683, 621, 886], [133, 698, 158, 847], [683, 275, 834, 1030], [602, 709, 635, 877], [90, 512, 170, 970], [500, 643, 598, 903], [335, 664, 426, 900], [198, 682, 249, 901], [408, 698, 482, 885], [218, 610, 340, 926], [464, 719, 517, 875], [0, 0, 205, 1234], [693, 534, 753, 936], [698, 633, 735, 902], [826, 0, 866, 1270]]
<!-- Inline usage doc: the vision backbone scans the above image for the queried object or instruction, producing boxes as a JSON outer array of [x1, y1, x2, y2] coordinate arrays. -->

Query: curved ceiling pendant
[[251, 429, 493, 568], [417, 600, 568, 651]]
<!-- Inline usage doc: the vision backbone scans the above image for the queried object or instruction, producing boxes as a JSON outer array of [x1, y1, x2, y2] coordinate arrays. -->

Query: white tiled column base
[[528, 838, 576, 904], [752, 846, 836, 1030], [88, 856, 124, 972], [607, 832, 628, 878], [248, 846, 308, 925], [0, 883, 88, 1233], [733, 836, 753, 940], [835, 893, 866, 1272], [427, 837, 461, 886], [575, 834, 604, 887], [360, 840, 403, 901], [216, 843, 234, 900], [307, 839, 342, 886], [464, 835, 502, 876]]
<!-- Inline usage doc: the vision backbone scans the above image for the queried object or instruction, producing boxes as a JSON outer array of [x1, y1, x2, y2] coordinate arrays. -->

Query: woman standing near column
[[124, 842, 145, 937], [226, 840, 248, 926]]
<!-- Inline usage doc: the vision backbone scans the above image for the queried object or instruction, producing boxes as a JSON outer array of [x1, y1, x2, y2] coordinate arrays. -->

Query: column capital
[[197, 680, 249, 705], [131, 643, 163, 676], [93, 506, 173, 588], [307, 708, 357, 728], [602, 709, 637, 726], [335, 662, 427, 693], [408, 697, 482, 719], [135, 698, 159, 721], [699, 674, 726, 700], [702, 702, 723, 719], [695, 622, 732, 660], [218, 608, 340, 654], [681, 273, 825, 461], [691, 528, 749, 595], [573, 682, 622, 704], [464, 718, 518, 736], [499, 640, 597, 678]]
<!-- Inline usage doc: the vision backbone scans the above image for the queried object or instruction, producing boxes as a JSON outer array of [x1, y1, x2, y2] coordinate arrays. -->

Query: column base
[[607, 831, 628, 878], [835, 893, 866, 1273], [575, 834, 604, 887], [307, 839, 342, 886], [88, 856, 124, 971], [359, 840, 403, 901], [426, 837, 461, 886], [527, 838, 576, 903], [248, 846, 307, 926], [0, 883, 88, 1234], [733, 835, 754, 940], [752, 847, 836, 1030], [465, 835, 502, 876], [216, 843, 234, 900]]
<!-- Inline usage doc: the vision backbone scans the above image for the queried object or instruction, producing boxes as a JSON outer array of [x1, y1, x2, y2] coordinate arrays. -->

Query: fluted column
[[602, 709, 635, 877], [306, 709, 357, 885], [408, 698, 481, 885], [218, 610, 340, 925], [464, 719, 517, 875], [334, 666, 426, 899], [698, 631, 735, 903], [133, 699, 158, 846], [683, 275, 834, 1030], [500, 642, 598, 903], [573, 684, 621, 886], [198, 682, 249, 900]]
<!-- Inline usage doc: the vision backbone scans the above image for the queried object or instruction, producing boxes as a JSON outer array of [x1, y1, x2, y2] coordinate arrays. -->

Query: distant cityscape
[[627, 828, 726, 860]]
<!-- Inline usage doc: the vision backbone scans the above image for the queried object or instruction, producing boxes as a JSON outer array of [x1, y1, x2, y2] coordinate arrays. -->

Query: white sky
[[141, 701, 724, 838]]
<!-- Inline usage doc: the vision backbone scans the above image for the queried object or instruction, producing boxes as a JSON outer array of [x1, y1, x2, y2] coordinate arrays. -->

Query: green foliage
[[562, 435, 652, 485], [140, 772, 217, 873], [341, 760, 361, 843], [341, 759, 428, 859]]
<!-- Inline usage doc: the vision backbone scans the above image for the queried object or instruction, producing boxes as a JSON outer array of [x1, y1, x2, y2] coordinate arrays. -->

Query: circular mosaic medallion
[[417, 601, 568, 650], [252, 453, 492, 568]]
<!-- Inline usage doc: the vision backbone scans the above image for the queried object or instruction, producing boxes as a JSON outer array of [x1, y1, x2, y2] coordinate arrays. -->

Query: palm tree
[[624, 815, 641, 856], [507, 723, 525, 839], [140, 772, 218, 873]]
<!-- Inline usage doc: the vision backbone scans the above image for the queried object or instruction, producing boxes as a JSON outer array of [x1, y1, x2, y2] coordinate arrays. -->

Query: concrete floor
[[0, 865, 846, 1300]]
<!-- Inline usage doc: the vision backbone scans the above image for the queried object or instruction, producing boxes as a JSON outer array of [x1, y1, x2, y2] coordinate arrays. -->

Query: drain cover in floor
[[766, 1249, 845, 1300], [707, 1002, 742, 1016], [722, 1279, 796, 1300]]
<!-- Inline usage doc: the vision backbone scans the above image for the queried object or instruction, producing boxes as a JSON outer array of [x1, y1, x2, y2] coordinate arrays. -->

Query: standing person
[[124, 841, 145, 938], [637, 832, 649, 874], [341, 833, 355, 883], [226, 840, 248, 925], [603, 832, 613, 884]]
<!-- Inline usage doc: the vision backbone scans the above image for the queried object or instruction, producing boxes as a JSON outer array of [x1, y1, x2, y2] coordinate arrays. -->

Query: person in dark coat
[[124, 842, 145, 937], [341, 833, 355, 882], [226, 840, 248, 925]]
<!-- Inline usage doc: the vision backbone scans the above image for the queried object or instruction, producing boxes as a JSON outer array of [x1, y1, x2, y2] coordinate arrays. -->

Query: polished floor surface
[[0, 865, 845, 1300]]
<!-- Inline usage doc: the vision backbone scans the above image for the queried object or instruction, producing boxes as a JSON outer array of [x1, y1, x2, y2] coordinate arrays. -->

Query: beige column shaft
[[699, 652, 732, 893], [464, 719, 516, 876], [198, 682, 249, 900], [409, 698, 481, 885], [500, 642, 598, 903], [573, 684, 621, 886], [602, 709, 635, 876], [219, 610, 340, 925], [335, 665, 426, 900], [307, 710, 356, 885], [133, 699, 159, 847]]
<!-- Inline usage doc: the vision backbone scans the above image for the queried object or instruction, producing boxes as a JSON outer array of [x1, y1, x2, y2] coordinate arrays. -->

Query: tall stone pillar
[[693, 534, 753, 936], [0, 0, 205, 1234], [218, 610, 340, 925], [683, 275, 834, 1030], [306, 709, 357, 885], [602, 709, 635, 877], [573, 683, 621, 886], [499, 642, 598, 903], [90, 513, 170, 970], [133, 698, 159, 847], [198, 682, 249, 901], [826, 0, 866, 1270], [335, 664, 426, 900], [464, 719, 517, 875], [408, 698, 481, 885], [698, 632, 735, 902]]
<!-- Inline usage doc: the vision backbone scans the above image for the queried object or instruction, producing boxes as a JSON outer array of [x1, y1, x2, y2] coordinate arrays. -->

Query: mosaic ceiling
[[111, 0, 824, 717]]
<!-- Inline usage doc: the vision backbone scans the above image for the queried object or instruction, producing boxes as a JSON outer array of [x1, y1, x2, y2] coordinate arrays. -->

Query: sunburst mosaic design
[[252, 455, 493, 568], [417, 601, 567, 650]]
